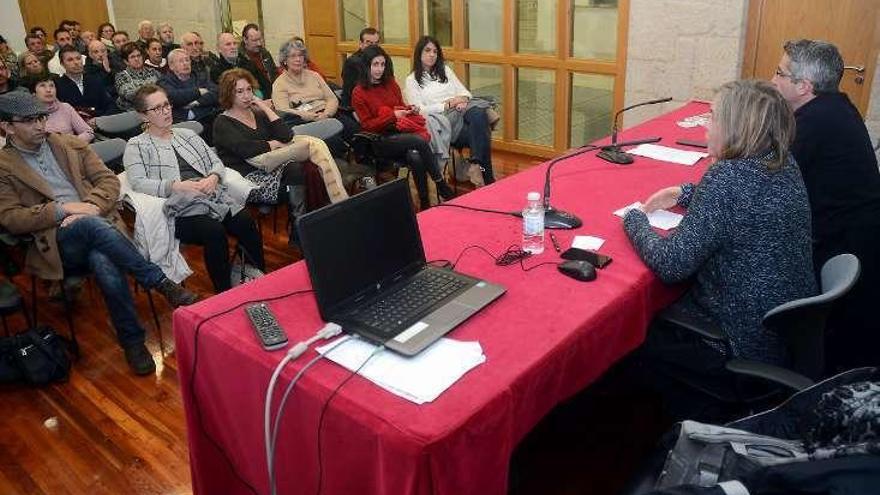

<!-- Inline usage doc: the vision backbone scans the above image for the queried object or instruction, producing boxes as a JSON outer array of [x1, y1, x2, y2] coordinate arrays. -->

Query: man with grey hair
[[159, 48, 219, 142], [135, 20, 155, 51], [772, 38, 880, 371], [207, 32, 271, 98], [157, 22, 180, 58], [180, 32, 212, 82]]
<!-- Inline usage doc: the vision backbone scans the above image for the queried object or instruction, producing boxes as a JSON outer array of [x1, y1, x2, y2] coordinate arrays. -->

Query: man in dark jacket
[[340, 27, 380, 108], [772, 39, 880, 370], [209, 32, 271, 99], [239, 24, 277, 98], [55, 46, 116, 117], [159, 49, 219, 143]]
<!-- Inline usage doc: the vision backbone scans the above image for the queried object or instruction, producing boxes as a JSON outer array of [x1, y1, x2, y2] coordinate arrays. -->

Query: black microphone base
[[544, 208, 582, 230], [597, 146, 634, 165]]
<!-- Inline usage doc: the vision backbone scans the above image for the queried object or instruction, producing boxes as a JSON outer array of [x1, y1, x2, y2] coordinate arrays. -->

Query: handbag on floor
[[0, 325, 72, 386]]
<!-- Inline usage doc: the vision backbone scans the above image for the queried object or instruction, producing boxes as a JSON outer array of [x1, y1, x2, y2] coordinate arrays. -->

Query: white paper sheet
[[628, 143, 708, 166], [571, 235, 605, 251], [614, 202, 683, 230], [316, 336, 486, 404]]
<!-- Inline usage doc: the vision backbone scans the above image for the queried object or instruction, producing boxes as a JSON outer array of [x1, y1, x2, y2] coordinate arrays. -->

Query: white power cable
[[264, 322, 345, 495]]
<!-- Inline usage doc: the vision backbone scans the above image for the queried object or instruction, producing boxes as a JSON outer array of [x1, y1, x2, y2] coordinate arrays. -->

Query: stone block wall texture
[[623, 0, 749, 127], [112, 0, 221, 51]]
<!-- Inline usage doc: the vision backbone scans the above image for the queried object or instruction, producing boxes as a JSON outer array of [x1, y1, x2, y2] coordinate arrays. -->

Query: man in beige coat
[[0, 91, 196, 375]]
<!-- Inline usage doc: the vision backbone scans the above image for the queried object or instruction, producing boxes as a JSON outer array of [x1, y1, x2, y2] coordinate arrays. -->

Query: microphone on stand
[[597, 97, 672, 165], [518, 135, 665, 230]]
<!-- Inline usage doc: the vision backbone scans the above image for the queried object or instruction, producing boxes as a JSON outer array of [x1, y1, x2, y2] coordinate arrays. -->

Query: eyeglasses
[[11, 115, 47, 125], [774, 67, 799, 81], [145, 102, 172, 114]]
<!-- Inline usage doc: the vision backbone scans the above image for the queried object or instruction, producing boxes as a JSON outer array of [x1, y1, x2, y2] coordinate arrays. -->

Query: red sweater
[[351, 79, 404, 134]]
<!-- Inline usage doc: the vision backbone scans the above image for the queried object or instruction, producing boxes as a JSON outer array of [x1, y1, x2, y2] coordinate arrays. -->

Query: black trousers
[[175, 210, 264, 293], [815, 220, 880, 371], [373, 132, 442, 205]]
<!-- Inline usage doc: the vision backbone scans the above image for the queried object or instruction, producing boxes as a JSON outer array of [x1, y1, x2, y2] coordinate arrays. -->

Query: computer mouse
[[557, 260, 597, 282]]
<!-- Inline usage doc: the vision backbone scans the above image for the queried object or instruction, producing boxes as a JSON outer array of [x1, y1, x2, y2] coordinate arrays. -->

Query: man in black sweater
[[772, 39, 880, 371], [340, 27, 380, 108]]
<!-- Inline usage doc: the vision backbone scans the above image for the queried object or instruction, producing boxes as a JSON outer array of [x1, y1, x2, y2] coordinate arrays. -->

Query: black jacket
[[54, 73, 117, 116], [158, 71, 219, 123], [208, 52, 272, 100]]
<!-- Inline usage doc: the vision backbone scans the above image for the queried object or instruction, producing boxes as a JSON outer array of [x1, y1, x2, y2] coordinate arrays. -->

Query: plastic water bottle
[[522, 192, 545, 254]]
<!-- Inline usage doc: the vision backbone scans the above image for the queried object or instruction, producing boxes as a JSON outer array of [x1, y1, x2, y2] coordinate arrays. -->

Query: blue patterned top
[[624, 153, 818, 364]]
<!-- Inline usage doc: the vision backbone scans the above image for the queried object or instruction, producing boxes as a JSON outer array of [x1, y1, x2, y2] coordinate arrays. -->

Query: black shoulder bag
[[0, 326, 72, 386]]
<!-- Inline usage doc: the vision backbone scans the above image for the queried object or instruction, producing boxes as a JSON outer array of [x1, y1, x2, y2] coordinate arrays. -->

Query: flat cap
[[0, 90, 48, 120]]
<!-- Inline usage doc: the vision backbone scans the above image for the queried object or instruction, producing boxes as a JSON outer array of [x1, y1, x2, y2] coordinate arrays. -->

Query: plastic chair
[[172, 120, 204, 135], [89, 138, 127, 172], [94, 111, 142, 140], [658, 253, 861, 403]]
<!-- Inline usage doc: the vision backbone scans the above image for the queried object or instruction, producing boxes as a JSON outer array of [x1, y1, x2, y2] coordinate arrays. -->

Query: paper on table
[[316, 336, 486, 404], [571, 235, 605, 251], [614, 202, 683, 230], [628, 143, 708, 166]]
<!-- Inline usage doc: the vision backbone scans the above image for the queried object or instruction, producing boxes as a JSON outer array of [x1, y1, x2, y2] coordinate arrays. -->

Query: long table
[[174, 102, 712, 494]]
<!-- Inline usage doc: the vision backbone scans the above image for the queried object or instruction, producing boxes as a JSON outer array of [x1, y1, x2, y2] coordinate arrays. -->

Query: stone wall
[[112, 0, 221, 49], [623, 0, 749, 127]]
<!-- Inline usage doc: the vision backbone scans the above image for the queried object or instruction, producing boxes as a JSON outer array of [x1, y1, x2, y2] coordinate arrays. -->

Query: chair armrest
[[656, 305, 724, 341], [725, 359, 814, 392]]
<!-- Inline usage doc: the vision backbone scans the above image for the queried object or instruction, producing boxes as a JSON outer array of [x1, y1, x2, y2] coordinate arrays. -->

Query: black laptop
[[296, 179, 506, 355]]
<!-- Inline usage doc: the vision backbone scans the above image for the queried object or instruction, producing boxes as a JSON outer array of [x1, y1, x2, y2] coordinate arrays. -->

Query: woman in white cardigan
[[404, 36, 496, 185], [123, 84, 264, 293]]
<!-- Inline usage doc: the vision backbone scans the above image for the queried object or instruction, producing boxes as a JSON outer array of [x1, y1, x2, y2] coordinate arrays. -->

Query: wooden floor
[[0, 150, 668, 495]]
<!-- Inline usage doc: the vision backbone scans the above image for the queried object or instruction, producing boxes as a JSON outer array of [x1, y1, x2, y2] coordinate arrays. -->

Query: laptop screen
[[296, 179, 426, 319]]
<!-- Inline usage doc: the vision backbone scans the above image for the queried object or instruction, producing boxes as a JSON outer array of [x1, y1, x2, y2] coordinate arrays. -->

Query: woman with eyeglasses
[[97, 23, 116, 50], [114, 42, 160, 110], [123, 84, 265, 293], [213, 68, 347, 246]]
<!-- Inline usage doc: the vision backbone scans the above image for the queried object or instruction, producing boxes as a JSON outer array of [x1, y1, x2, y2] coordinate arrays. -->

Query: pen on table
[[549, 232, 561, 253]]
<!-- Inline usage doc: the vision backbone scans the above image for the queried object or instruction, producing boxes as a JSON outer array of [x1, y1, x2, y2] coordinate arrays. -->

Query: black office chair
[[350, 131, 443, 205], [658, 253, 861, 407]]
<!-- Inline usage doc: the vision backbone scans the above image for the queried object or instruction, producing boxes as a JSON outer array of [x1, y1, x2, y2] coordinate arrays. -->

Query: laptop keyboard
[[350, 270, 470, 336]]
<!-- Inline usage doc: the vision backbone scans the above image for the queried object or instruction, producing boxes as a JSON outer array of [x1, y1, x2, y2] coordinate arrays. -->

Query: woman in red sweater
[[351, 45, 454, 209]]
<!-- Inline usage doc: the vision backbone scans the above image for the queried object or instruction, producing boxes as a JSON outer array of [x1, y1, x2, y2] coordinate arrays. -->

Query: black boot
[[436, 180, 455, 201]]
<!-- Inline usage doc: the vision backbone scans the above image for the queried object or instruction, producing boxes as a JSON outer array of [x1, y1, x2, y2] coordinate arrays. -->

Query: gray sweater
[[624, 153, 817, 364]]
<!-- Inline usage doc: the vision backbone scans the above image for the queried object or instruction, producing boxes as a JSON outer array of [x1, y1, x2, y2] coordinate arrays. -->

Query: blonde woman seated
[[124, 84, 265, 293], [27, 72, 94, 142], [405, 36, 496, 185], [624, 80, 816, 386], [271, 38, 353, 155], [213, 68, 348, 246]]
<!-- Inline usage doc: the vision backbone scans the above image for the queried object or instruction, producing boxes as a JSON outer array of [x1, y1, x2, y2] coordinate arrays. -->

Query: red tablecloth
[[174, 102, 712, 495]]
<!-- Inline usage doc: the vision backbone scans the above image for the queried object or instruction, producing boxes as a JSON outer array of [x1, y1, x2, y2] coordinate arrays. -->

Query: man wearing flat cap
[[0, 91, 198, 375]]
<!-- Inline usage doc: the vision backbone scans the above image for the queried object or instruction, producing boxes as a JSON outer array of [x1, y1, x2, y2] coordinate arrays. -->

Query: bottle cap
[[527, 192, 540, 201]]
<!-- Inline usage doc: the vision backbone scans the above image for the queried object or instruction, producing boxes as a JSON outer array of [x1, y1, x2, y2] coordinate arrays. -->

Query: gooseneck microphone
[[597, 97, 672, 165]]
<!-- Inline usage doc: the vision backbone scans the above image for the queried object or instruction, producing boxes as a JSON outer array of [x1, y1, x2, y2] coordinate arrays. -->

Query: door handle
[[844, 66, 866, 84]]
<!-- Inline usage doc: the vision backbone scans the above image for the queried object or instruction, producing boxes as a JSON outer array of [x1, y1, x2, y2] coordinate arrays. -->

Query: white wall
[[0, 0, 28, 53]]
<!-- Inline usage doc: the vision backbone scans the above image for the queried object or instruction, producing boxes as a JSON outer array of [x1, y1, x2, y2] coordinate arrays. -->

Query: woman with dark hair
[[143, 38, 167, 72], [405, 36, 496, 185], [97, 22, 116, 49], [351, 44, 454, 209], [626, 80, 816, 379], [114, 42, 160, 110], [26, 72, 94, 142], [124, 84, 264, 293], [213, 68, 347, 246]]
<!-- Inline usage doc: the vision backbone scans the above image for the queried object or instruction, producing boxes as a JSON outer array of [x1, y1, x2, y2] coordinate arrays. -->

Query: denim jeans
[[56, 215, 166, 348], [453, 106, 496, 184]]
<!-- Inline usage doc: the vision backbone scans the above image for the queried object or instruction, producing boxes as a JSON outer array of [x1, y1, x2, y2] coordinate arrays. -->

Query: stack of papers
[[571, 235, 605, 251], [629, 143, 708, 166], [316, 336, 486, 404], [614, 202, 683, 230]]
